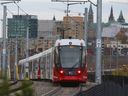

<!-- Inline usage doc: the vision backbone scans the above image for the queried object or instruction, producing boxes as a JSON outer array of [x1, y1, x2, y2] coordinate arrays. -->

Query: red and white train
[[18, 39, 88, 83]]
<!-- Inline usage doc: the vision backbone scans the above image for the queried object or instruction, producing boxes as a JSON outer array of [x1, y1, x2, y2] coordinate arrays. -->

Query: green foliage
[[20, 80, 34, 96], [15, 93, 21, 96], [15, 80, 34, 96], [0, 78, 34, 96], [21, 86, 34, 96], [0, 78, 10, 96], [116, 30, 128, 44]]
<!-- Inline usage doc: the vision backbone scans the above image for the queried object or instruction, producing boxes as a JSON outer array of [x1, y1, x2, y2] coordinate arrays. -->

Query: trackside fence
[[75, 75, 128, 96], [102, 75, 128, 87], [88, 74, 128, 86], [76, 82, 128, 96]]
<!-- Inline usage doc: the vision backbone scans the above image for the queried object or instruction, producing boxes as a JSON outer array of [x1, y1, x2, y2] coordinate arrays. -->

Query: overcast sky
[[0, 0, 128, 37]]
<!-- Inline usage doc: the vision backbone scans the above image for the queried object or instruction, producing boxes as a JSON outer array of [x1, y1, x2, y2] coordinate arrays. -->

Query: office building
[[8, 15, 38, 38]]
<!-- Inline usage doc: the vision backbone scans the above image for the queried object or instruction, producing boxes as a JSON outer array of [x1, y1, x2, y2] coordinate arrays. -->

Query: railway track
[[33, 81, 96, 96], [41, 83, 89, 96], [41, 87, 61, 96], [33, 80, 59, 96], [48, 86, 81, 96], [33, 81, 80, 96]]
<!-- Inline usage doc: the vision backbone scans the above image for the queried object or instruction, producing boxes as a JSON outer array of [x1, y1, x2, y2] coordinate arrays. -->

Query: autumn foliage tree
[[112, 65, 128, 76], [116, 29, 128, 44]]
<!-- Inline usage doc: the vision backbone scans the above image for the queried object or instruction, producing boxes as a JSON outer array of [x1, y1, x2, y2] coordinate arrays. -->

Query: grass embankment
[[0, 78, 34, 96]]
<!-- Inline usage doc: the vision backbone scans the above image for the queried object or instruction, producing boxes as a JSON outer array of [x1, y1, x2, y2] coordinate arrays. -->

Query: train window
[[59, 46, 82, 68], [33, 60, 38, 70]]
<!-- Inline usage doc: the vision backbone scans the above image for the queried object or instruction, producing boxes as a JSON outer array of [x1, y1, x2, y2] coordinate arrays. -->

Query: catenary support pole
[[95, 0, 102, 84], [2, 5, 7, 78], [25, 15, 29, 80], [84, 8, 88, 49]]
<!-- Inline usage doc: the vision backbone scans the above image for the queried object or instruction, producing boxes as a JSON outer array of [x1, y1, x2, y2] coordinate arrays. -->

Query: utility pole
[[1, 0, 21, 79], [95, 0, 102, 84], [14, 28, 18, 80], [14, 3, 20, 81], [2, 5, 7, 78], [7, 45, 10, 79], [0, 50, 1, 77], [66, 0, 69, 16], [25, 15, 29, 80], [84, 8, 88, 48]]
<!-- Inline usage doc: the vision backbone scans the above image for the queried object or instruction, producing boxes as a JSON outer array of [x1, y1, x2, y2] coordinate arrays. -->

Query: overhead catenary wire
[[1, 1, 28, 15], [13, 1, 28, 15]]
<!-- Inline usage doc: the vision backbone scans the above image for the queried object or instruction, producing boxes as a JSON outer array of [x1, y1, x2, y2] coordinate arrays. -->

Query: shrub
[[112, 65, 128, 76], [20, 80, 34, 96], [0, 78, 10, 96]]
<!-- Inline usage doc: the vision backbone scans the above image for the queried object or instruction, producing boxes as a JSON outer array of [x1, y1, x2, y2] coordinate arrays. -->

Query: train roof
[[55, 39, 85, 46], [18, 47, 54, 65]]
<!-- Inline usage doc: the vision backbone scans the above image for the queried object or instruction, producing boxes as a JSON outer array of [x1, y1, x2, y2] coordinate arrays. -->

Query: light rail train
[[18, 39, 88, 83]]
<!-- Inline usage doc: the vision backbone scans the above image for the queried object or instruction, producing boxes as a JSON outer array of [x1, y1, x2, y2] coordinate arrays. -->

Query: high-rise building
[[38, 20, 55, 39], [63, 16, 84, 39], [8, 15, 38, 38], [54, 20, 64, 39]]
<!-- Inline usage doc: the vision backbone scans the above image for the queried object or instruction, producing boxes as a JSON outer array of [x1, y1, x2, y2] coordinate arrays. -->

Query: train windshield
[[59, 46, 82, 68]]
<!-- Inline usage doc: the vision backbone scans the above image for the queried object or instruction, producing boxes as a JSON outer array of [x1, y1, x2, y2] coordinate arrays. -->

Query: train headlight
[[77, 70, 81, 74], [59, 70, 64, 74]]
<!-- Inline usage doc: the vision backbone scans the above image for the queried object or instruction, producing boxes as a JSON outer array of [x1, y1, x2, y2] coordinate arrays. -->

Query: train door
[[40, 56, 46, 79], [37, 59, 41, 79], [40, 57, 43, 79], [20, 63, 25, 80], [45, 53, 49, 79], [40, 56, 45, 79], [18, 64, 23, 80], [29, 61, 33, 79], [31, 61, 34, 79], [43, 56, 46, 79], [33, 60, 38, 79], [47, 54, 51, 79], [49, 52, 53, 80]]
